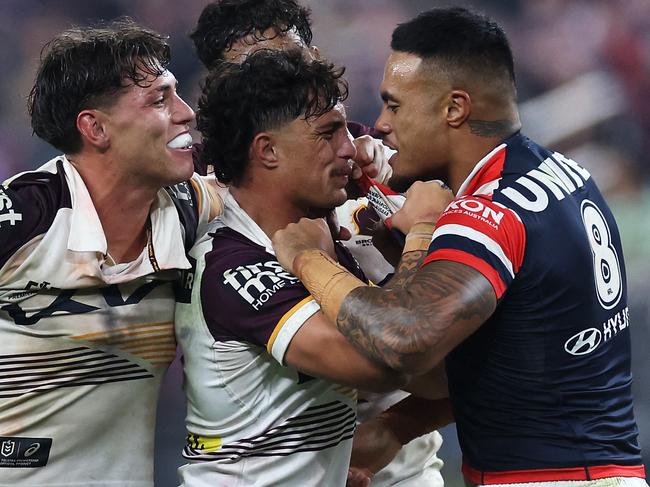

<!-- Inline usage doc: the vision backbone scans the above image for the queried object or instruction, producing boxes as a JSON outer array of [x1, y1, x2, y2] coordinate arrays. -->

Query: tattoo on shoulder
[[467, 119, 516, 138], [337, 261, 496, 370]]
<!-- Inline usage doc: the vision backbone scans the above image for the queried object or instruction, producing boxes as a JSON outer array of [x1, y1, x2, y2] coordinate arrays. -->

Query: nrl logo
[[1, 440, 15, 458]]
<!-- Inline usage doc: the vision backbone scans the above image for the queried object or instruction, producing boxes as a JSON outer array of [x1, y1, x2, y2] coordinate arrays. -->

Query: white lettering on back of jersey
[[0, 187, 23, 228], [501, 153, 590, 212]]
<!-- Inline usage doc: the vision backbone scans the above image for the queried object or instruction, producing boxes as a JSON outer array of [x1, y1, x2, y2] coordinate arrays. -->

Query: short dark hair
[[29, 18, 170, 154], [392, 7, 515, 85], [190, 0, 312, 70], [197, 49, 347, 185]]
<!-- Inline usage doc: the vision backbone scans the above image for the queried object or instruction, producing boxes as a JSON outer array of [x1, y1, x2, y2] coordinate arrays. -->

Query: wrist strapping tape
[[293, 249, 366, 324], [403, 222, 436, 254]]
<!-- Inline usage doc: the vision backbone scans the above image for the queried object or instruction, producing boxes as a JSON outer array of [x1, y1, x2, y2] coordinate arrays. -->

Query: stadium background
[[1, 0, 648, 485]]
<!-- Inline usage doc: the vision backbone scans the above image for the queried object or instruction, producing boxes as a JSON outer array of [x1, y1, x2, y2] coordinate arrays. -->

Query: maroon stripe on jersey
[[1, 159, 72, 270]]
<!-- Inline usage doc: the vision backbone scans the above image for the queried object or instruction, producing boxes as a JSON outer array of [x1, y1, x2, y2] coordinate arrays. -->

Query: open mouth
[[167, 133, 193, 150]]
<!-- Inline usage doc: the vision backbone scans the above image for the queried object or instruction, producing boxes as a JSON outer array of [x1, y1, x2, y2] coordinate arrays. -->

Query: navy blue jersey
[[423, 133, 644, 482]]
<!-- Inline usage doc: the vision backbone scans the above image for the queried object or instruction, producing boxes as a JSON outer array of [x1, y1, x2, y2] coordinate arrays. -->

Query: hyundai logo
[[564, 328, 602, 356]]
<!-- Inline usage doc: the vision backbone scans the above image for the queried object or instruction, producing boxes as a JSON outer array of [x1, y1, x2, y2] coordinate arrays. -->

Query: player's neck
[[448, 116, 520, 194], [68, 155, 158, 263], [230, 185, 307, 240]]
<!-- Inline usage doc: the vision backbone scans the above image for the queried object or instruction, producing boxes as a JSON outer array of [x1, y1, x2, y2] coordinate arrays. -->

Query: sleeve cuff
[[267, 297, 320, 364]]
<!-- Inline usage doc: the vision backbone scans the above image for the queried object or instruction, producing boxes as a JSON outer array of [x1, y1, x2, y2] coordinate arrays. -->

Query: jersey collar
[[456, 132, 522, 198], [221, 190, 275, 256], [65, 156, 189, 271]]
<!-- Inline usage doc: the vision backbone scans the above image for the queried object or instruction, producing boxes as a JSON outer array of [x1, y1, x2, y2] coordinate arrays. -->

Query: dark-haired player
[[191, 0, 314, 68], [186, 3, 448, 486], [0, 19, 219, 485], [175, 49, 407, 486], [190, 0, 392, 186], [273, 7, 648, 487]]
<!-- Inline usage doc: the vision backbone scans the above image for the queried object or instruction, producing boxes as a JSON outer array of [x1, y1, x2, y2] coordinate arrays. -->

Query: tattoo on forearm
[[383, 250, 427, 290], [468, 119, 516, 138], [337, 261, 496, 371]]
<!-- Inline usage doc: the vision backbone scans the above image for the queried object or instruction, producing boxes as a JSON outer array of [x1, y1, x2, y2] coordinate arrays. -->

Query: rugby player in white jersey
[[188, 3, 451, 485], [0, 19, 220, 486], [174, 49, 425, 486]]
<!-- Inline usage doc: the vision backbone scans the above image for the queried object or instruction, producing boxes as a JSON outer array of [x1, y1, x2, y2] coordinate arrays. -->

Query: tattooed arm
[[278, 221, 496, 374], [336, 193, 496, 373], [338, 260, 496, 373], [271, 181, 491, 373], [381, 249, 427, 290]]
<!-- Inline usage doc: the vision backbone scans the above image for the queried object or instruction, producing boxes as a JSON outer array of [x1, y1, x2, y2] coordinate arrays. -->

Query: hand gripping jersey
[[175, 192, 362, 487], [422, 133, 645, 483], [0, 157, 211, 486], [335, 197, 395, 285], [338, 124, 444, 486], [336, 195, 445, 487]]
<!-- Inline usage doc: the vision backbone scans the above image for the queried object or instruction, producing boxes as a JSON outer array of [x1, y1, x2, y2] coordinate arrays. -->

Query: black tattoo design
[[337, 260, 496, 372], [467, 119, 517, 138], [383, 250, 427, 290]]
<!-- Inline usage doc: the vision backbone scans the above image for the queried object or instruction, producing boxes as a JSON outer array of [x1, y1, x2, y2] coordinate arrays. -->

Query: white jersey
[[335, 198, 394, 284], [175, 192, 361, 487], [0, 156, 211, 486]]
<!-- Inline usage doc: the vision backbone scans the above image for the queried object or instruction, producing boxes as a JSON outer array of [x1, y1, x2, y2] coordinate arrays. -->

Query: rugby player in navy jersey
[[0, 20, 221, 486], [174, 49, 412, 486], [273, 7, 648, 487]]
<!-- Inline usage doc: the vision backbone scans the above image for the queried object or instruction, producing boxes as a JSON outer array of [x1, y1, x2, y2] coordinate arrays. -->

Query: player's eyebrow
[[380, 90, 399, 103], [143, 79, 178, 105], [314, 119, 346, 133], [154, 80, 178, 94]]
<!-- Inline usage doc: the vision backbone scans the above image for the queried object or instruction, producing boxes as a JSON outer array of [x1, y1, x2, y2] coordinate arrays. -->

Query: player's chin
[[327, 187, 348, 207], [170, 152, 195, 182]]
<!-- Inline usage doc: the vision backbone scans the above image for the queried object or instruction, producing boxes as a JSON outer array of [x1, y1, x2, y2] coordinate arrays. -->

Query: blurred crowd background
[[1, 0, 648, 485]]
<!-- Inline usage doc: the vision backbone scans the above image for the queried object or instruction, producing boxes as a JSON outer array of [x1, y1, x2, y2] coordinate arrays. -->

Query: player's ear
[[447, 89, 471, 128], [77, 109, 110, 151], [250, 132, 279, 170]]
